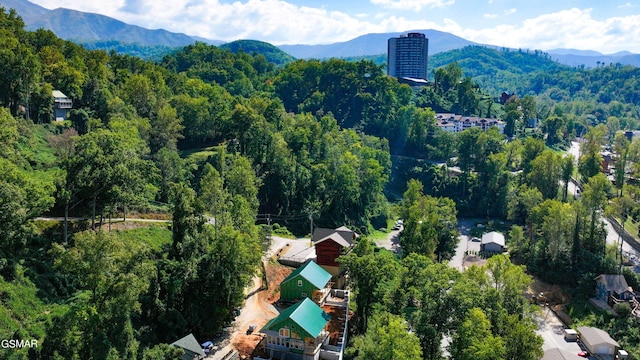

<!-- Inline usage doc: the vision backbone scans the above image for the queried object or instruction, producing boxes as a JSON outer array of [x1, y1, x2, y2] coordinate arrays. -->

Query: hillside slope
[[221, 39, 296, 66]]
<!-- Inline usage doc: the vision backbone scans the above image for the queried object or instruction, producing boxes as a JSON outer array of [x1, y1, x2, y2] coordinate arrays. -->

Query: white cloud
[[27, 1, 640, 52], [504, 8, 516, 15], [28, 0, 124, 14], [31, 0, 447, 45], [458, 8, 640, 53], [369, 0, 455, 11]]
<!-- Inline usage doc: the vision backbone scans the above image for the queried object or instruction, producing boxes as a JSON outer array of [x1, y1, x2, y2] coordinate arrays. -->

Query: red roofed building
[[312, 226, 357, 286]]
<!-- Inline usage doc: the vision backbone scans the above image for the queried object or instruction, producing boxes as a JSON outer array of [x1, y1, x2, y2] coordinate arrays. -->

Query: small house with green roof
[[280, 260, 332, 304], [261, 298, 331, 360]]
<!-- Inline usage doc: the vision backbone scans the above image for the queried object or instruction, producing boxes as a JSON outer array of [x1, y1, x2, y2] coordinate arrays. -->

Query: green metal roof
[[281, 260, 331, 290], [263, 298, 331, 338]]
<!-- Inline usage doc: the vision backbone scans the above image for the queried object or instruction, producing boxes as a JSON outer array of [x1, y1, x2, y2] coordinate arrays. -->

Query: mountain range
[[2, 0, 640, 67]]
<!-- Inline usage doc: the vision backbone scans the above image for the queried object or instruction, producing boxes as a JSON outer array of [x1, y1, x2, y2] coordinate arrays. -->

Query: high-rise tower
[[387, 32, 429, 80]]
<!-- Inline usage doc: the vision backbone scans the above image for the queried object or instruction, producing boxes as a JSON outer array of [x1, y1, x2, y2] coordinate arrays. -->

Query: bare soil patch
[[230, 259, 293, 359], [463, 254, 487, 268], [262, 260, 293, 303]]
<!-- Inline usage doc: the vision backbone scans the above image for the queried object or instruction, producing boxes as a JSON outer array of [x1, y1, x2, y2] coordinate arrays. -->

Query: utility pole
[[267, 213, 272, 242], [309, 211, 314, 247]]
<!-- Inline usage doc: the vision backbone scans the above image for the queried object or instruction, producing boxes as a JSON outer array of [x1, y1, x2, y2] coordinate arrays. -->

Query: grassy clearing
[[16, 123, 59, 169], [623, 217, 639, 240], [367, 228, 391, 241], [113, 223, 172, 252]]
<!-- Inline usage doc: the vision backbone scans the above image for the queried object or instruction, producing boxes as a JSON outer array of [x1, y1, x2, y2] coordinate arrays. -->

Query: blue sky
[[29, 0, 640, 53]]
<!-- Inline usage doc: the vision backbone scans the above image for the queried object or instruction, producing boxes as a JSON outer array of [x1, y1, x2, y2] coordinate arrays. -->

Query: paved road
[[567, 140, 640, 271], [449, 219, 484, 270], [35, 216, 171, 223], [375, 227, 402, 253], [535, 306, 584, 354]]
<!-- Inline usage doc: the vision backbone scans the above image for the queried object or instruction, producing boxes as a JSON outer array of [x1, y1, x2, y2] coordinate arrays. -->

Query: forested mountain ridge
[[220, 40, 296, 66], [3, 5, 640, 359]]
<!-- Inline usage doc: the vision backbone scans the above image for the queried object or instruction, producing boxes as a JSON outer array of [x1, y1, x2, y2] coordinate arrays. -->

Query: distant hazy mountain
[[3, 0, 640, 68], [547, 48, 604, 57], [547, 48, 640, 67], [279, 29, 477, 59], [220, 40, 296, 66], [0, 0, 197, 47], [0, 0, 47, 21]]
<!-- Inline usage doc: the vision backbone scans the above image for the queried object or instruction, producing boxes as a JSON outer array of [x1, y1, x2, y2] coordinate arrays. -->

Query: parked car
[[201, 341, 213, 354], [578, 350, 590, 357]]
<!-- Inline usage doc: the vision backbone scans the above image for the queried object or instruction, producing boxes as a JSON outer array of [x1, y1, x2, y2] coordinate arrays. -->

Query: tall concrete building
[[387, 32, 429, 81]]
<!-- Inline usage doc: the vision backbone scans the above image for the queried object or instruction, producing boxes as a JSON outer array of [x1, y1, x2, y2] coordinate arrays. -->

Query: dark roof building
[[312, 226, 357, 270], [170, 333, 205, 360], [595, 274, 635, 305]]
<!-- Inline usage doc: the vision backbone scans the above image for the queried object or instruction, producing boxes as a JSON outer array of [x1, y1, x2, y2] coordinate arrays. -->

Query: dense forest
[[3, 4, 640, 359]]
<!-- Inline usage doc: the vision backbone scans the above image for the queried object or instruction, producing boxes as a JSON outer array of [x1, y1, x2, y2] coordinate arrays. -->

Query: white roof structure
[[52, 90, 68, 99], [481, 231, 505, 246], [577, 326, 619, 355]]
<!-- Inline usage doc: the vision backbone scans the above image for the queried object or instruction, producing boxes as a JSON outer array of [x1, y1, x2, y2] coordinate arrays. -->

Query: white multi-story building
[[435, 113, 505, 134]]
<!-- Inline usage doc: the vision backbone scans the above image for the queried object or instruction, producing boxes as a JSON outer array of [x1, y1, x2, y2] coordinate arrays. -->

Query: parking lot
[[535, 304, 591, 358]]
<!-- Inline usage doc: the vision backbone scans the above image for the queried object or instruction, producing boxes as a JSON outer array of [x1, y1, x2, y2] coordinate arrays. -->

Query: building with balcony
[[261, 298, 331, 360], [53, 90, 72, 121], [435, 113, 505, 134], [387, 32, 429, 81], [279, 260, 332, 304]]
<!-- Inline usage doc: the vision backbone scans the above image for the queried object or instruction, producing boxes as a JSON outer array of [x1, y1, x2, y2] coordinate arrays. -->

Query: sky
[[28, 0, 640, 54]]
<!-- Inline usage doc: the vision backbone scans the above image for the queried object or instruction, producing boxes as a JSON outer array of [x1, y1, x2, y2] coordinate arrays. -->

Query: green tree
[[449, 307, 505, 360], [528, 150, 562, 199], [485, 254, 532, 316], [49, 231, 154, 359], [67, 129, 156, 228], [580, 173, 612, 256], [520, 137, 546, 179], [338, 238, 400, 333], [0, 107, 19, 158], [149, 104, 184, 154], [351, 312, 422, 360], [407, 260, 459, 360], [561, 155, 575, 202], [401, 194, 458, 260], [541, 115, 566, 145], [507, 185, 543, 227], [578, 125, 606, 181], [501, 314, 544, 360]]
